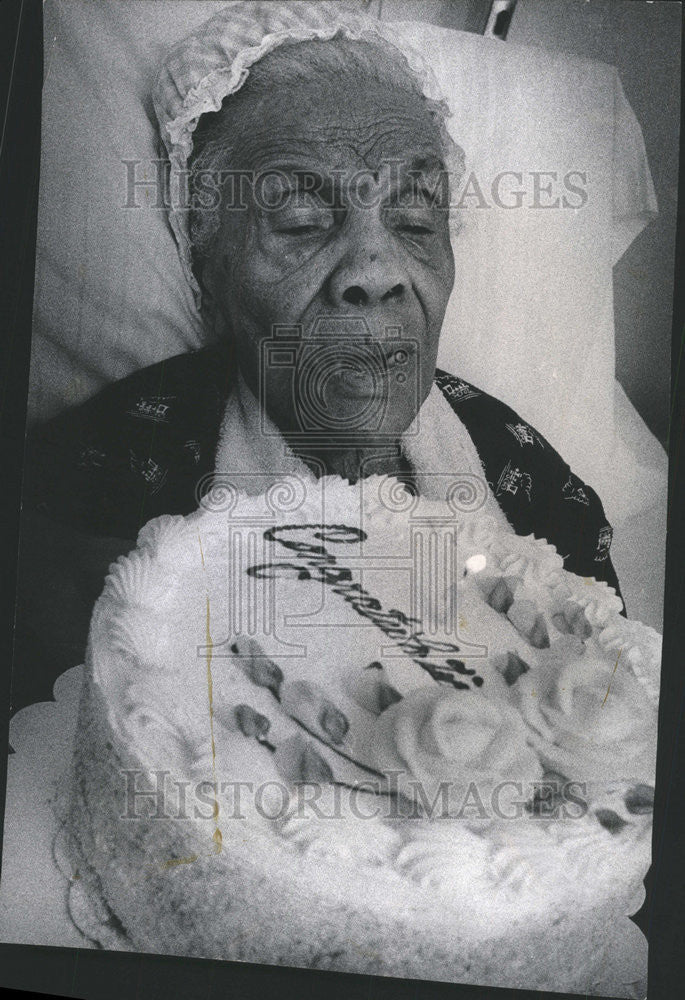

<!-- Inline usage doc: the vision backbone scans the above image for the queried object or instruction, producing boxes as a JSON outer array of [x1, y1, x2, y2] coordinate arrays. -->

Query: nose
[[326, 217, 409, 309]]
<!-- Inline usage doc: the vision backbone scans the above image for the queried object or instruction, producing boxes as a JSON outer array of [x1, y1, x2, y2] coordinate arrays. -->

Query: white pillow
[[31, 1, 663, 529]]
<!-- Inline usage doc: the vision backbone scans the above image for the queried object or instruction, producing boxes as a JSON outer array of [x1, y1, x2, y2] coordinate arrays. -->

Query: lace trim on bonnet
[[151, 0, 451, 308]]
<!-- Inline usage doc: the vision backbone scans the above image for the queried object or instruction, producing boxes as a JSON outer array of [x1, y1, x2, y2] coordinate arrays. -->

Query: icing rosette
[[518, 636, 658, 784], [597, 619, 662, 704], [276, 785, 402, 866], [494, 534, 565, 588], [394, 820, 492, 896], [361, 686, 543, 813], [456, 514, 500, 556], [572, 585, 625, 628]]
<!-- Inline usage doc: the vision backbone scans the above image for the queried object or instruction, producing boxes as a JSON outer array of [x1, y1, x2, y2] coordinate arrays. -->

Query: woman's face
[[204, 68, 455, 442]]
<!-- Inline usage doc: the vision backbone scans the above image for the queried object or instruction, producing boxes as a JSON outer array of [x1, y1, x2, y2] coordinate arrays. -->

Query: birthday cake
[[62, 475, 660, 995]]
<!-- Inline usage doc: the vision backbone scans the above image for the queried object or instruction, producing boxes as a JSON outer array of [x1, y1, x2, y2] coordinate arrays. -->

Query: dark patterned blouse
[[23, 345, 623, 608]]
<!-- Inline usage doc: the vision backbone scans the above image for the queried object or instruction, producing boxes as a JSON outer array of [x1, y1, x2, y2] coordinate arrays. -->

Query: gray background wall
[[509, 0, 679, 449], [373, 0, 680, 447]]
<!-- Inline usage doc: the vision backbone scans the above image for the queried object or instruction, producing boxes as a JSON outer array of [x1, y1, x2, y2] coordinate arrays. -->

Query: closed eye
[[384, 206, 439, 238], [271, 210, 337, 236]]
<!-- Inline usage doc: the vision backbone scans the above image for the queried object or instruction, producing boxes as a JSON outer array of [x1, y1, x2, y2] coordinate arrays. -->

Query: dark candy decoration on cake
[[595, 808, 629, 834], [624, 784, 654, 814]]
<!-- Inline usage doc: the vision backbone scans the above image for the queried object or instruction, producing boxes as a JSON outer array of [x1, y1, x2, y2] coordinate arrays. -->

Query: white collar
[[214, 371, 510, 527]]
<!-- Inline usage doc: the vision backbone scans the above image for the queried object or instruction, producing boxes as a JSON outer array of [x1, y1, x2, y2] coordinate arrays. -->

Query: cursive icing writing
[[246, 524, 482, 690]]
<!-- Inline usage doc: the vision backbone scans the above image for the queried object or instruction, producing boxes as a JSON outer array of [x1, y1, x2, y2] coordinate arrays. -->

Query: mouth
[[325, 345, 415, 391], [326, 368, 388, 399]]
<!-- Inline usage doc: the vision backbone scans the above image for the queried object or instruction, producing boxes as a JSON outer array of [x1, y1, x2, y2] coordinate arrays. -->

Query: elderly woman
[[16, 3, 621, 711]]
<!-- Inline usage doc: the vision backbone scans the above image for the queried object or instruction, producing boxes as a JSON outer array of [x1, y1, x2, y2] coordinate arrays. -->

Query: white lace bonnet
[[152, 0, 450, 307]]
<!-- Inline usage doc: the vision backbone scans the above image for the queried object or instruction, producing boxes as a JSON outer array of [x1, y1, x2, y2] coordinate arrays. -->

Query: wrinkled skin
[[203, 70, 455, 480]]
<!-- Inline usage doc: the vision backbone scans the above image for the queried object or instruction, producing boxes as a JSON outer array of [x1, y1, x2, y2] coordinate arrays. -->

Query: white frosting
[[516, 637, 658, 783], [394, 822, 492, 897], [86, 474, 660, 919], [276, 785, 402, 867], [360, 686, 543, 809]]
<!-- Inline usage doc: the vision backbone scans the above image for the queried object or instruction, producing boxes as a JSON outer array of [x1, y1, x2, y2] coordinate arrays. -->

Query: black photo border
[[1, 2, 684, 999]]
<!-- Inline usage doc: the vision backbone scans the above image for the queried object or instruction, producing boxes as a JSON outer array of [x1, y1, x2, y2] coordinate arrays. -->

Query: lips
[[326, 370, 386, 401], [328, 348, 412, 380]]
